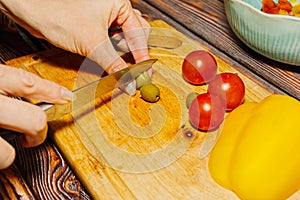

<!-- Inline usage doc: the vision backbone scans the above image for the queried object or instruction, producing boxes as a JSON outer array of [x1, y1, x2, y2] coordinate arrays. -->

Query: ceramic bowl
[[224, 0, 300, 66]]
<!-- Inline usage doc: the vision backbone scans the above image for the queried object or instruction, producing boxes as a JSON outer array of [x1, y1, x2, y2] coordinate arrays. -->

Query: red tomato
[[182, 50, 217, 85], [208, 72, 245, 111], [189, 93, 226, 131]]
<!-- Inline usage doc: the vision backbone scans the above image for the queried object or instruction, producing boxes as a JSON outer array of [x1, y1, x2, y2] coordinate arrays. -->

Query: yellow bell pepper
[[208, 94, 300, 200]]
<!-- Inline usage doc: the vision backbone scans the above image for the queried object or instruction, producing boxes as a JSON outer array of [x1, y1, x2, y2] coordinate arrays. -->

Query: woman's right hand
[[0, 0, 150, 74]]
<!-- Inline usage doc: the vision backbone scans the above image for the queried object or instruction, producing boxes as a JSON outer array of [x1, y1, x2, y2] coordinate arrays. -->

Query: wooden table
[[0, 0, 299, 199]]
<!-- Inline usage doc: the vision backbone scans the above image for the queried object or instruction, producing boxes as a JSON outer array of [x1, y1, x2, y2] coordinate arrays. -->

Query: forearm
[[0, 0, 69, 39]]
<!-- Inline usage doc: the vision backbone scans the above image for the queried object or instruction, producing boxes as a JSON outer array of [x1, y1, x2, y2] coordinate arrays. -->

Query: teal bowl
[[224, 0, 300, 66]]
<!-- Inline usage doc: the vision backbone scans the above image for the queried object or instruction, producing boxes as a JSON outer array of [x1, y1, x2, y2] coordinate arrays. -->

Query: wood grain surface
[[0, 0, 299, 199], [5, 20, 299, 200], [0, 138, 91, 200], [0, 15, 91, 200]]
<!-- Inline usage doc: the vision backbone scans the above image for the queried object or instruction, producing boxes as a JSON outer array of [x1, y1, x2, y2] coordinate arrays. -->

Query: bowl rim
[[227, 0, 300, 22]]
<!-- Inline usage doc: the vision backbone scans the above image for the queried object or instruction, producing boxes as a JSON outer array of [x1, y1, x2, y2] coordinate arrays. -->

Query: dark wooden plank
[[0, 31, 34, 63], [0, 165, 36, 200], [0, 28, 92, 199], [12, 137, 91, 200], [132, 0, 300, 100], [0, 131, 91, 199]]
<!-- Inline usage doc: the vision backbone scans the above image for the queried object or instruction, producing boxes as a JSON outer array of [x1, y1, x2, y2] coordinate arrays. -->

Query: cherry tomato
[[189, 93, 226, 131], [208, 72, 245, 111], [182, 50, 217, 85]]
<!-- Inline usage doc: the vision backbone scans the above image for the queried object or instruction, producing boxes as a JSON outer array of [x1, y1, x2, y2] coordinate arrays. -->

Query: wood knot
[[65, 179, 81, 195]]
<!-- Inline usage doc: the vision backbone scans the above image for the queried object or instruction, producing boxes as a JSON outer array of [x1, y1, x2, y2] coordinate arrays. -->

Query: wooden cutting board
[[6, 20, 300, 200]]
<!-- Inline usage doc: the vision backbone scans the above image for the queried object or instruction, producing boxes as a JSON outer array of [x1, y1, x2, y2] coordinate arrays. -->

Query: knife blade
[[0, 58, 157, 141], [45, 58, 157, 121]]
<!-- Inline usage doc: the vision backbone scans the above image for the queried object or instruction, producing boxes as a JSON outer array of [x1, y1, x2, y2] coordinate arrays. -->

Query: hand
[[0, 64, 73, 170], [0, 0, 150, 73]]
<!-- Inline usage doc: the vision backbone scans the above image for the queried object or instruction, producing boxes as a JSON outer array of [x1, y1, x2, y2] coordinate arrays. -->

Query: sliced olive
[[140, 83, 160, 103], [119, 80, 137, 96], [136, 71, 151, 89]]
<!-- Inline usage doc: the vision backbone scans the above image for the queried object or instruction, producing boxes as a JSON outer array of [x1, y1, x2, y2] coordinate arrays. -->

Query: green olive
[[136, 71, 151, 89], [186, 92, 199, 109], [140, 83, 160, 103]]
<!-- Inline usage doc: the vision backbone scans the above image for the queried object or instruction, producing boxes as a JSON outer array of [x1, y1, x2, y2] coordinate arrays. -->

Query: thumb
[[0, 137, 16, 170]]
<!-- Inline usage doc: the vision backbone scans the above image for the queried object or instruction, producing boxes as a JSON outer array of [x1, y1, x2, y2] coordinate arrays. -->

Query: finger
[[117, 7, 150, 63], [0, 137, 16, 170], [112, 10, 151, 53], [0, 64, 73, 104], [88, 36, 128, 74], [110, 34, 152, 77], [133, 9, 151, 39], [0, 95, 48, 147]]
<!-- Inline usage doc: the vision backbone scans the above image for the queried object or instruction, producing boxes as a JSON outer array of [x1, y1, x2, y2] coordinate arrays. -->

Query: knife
[[0, 59, 157, 141]]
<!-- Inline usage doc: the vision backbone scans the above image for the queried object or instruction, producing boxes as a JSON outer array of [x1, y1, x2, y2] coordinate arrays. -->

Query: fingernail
[[61, 87, 75, 101]]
